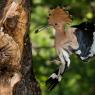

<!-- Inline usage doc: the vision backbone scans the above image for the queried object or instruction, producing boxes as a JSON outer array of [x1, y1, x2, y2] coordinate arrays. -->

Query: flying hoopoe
[[36, 6, 95, 90]]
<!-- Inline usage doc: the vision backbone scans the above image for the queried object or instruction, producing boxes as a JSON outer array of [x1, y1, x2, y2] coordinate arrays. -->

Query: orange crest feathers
[[48, 6, 72, 26]]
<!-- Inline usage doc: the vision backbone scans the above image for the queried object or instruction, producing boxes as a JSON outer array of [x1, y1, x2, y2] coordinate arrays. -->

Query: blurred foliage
[[30, 0, 95, 95]]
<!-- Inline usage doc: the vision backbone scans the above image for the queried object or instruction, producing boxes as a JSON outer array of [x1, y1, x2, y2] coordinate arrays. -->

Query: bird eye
[[49, 13, 51, 16], [55, 23, 58, 25]]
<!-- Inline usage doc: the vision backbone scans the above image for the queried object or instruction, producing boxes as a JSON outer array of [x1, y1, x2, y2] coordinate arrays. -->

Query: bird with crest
[[36, 6, 95, 90]]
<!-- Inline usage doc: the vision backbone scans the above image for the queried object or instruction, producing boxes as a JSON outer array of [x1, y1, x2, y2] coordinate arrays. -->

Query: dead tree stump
[[0, 0, 41, 95]]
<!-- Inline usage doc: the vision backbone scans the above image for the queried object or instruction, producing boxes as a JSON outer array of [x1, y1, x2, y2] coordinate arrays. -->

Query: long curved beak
[[35, 25, 51, 33]]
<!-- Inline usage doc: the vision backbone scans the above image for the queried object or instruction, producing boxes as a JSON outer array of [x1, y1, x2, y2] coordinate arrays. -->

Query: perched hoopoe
[[36, 6, 95, 90]]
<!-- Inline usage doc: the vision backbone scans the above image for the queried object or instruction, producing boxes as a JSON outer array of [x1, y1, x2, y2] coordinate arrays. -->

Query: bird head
[[35, 6, 72, 33], [48, 6, 72, 30]]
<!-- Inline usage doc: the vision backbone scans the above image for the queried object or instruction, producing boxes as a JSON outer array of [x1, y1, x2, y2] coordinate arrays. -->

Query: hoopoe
[[36, 6, 95, 90], [46, 7, 79, 90]]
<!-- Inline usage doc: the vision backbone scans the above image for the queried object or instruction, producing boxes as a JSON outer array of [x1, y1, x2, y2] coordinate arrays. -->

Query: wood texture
[[0, 0, 41, 95]]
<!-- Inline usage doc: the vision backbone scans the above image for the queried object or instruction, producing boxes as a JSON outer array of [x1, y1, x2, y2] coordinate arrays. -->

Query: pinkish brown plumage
[[48, 7, 78, 52], [48, 7, 79, 65], [46, 7, 79, 90]]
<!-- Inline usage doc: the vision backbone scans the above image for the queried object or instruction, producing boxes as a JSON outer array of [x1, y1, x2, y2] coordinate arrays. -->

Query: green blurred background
[[30, 0, 95, 95]]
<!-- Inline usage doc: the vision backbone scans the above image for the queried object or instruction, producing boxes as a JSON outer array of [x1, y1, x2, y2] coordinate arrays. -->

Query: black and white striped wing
[[72, 22, 95, 61]]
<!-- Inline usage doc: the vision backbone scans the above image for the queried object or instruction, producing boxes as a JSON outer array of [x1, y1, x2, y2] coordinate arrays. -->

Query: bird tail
[[46, 69, 60, 90], [46, 63, 68, 90]]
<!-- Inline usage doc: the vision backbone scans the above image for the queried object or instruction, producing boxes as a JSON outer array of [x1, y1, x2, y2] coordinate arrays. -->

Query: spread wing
[[72, 22, 95, 61]]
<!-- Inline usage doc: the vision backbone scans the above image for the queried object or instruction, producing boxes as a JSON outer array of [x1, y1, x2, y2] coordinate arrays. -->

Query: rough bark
[[0, 0, 41, 95]]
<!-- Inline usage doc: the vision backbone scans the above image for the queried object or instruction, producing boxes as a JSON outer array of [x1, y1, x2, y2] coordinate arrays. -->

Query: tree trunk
[[0, 0, 41, 95]]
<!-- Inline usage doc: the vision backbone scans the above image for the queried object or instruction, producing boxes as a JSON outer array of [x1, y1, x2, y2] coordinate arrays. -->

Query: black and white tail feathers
[[46, 63, 68, 90]]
